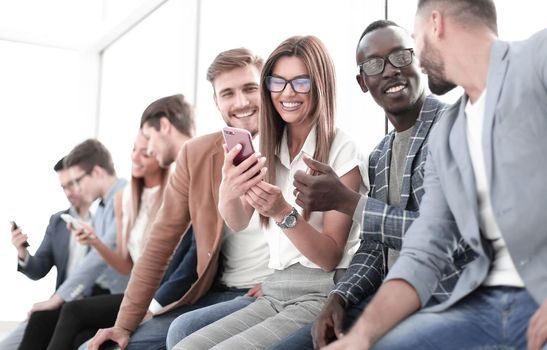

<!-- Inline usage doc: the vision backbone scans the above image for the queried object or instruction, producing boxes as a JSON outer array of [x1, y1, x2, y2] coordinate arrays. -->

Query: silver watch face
[[277, 208, 298, 229], [285, 214, 297, 228]]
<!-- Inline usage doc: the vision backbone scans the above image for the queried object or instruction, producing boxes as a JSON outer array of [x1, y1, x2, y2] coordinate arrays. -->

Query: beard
[[421, 38, 456, 95], [427, 74, 456, 95]]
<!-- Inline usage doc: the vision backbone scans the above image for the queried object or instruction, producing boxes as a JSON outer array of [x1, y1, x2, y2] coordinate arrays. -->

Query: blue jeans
[[78, 287, 247, 350], [166, 295, 256, 349], [266, 295, 370, 350], [374, 287, 542, 350]]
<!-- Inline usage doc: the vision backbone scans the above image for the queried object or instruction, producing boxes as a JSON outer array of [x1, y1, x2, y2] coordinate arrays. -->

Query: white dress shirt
[[465, 90, 524, 287], [264, 126, 367, 270]]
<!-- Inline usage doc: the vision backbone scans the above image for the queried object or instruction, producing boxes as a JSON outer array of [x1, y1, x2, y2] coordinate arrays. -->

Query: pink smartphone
[[222, 127, 256, 166]]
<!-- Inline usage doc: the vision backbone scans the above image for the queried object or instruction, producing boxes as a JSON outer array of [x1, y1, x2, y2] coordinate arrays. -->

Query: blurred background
[[0, 0, 544, 325]]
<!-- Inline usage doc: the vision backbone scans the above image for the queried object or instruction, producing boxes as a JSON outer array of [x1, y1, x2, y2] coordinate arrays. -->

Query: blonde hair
[[259, 35, 337, 227]]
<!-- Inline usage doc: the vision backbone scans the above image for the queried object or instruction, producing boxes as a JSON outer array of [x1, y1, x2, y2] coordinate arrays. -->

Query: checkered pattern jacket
[[333, 95, 476, 306]]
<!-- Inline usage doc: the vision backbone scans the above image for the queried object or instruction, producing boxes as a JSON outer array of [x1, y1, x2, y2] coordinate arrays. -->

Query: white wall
[[98, 0, 198, 178], [192, 0, 386, 157], [0, 0, 546, 322], [0, 41, 93, 320]]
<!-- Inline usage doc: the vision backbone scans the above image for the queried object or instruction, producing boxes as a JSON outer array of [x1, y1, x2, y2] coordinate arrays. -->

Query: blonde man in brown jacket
[[88, 48, 272, 350]]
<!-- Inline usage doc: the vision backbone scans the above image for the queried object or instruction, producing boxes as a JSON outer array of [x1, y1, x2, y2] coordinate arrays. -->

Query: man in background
[[17, 139, 127, 349], [0, 157, 92, 350], [140, 94, 195, 168]]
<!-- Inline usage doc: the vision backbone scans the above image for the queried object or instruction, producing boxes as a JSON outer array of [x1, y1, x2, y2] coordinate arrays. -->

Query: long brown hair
[[259, 35, 337, 227]]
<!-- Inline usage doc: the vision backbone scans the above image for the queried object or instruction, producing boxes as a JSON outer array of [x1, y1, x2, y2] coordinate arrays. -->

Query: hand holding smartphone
[[61, 214, 95, 243], [60, 213, 84, 231], [98, 340, 122, 350], [222, 127, 256, 166], [11, 221, 30, 248]]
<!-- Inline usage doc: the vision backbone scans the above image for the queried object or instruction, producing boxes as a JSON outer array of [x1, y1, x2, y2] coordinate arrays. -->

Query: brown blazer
[[115, 132, 226, 331]]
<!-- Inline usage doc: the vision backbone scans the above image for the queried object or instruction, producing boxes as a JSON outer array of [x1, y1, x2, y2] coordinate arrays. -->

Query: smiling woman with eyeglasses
[[172, 35, 368, 350], [265, 75, 312, 94]]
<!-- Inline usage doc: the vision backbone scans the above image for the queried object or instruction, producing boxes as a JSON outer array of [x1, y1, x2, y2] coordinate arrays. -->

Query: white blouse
[[264, 126, 368, 270], [122, 185, 160, 263]]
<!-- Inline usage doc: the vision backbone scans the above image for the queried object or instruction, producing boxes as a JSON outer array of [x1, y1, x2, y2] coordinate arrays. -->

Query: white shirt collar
[[277, 125, 317, 169]]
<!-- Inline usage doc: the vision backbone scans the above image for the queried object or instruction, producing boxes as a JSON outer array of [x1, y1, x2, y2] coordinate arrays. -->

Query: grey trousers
[[173, 264, 341, 350]]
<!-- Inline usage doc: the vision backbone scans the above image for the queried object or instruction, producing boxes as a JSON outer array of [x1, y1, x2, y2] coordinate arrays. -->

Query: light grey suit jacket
[[386, 28, 547, 311]]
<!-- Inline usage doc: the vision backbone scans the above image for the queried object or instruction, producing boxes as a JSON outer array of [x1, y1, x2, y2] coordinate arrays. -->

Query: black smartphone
[[98, 340, 121, 350], [11, 221, 30, 248]]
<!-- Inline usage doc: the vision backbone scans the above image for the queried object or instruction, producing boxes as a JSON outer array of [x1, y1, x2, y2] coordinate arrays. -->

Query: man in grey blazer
[[324, 1, 547, 350], [1, 157, 91, 350]]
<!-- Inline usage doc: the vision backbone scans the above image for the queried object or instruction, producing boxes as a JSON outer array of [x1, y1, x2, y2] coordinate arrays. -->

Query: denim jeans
[[265, 295, 371, 350], [78, 287, 247, 350], [166, 295, 256, 349], [374, 287, 543, 350]]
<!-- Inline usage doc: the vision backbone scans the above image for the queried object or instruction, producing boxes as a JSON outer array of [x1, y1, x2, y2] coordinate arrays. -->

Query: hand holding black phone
[[11, 221, 30, 248], [98, 340, 121, 350]]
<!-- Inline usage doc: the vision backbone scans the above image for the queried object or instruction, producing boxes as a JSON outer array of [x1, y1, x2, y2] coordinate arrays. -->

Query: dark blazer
[[18, 209, 72, 290], [387, 30, 547, 309], [154, 227, 198, 307]]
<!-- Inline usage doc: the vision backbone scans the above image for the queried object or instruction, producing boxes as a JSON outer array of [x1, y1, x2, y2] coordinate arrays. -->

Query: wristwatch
[[275, 207, 299, 229]]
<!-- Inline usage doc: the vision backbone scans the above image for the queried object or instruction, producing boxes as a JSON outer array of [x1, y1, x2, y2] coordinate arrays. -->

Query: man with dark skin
[[266, 20, 474, 350]]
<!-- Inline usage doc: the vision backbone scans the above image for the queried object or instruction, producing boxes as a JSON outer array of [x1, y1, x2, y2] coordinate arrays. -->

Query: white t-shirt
[[220, 211, 272, 288], [220, 135, 272, 288], [465, 91, 523, 287], [264, 126, 367, 270]]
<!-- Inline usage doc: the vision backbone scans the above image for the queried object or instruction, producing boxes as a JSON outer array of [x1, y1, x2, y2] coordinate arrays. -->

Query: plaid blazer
[[333, 95, 476, 306]]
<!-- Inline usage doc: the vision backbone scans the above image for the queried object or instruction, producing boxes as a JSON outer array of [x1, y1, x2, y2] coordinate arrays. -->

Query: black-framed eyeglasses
[[358, 48, 414, 76], [265, 76, 312, 94], [72, 171, 91, 186], [61, 180, 77, 192]]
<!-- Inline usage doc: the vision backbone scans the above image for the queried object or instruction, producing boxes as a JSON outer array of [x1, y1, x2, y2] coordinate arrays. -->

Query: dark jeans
[[266, 295, 371, 350], [47, 294, 123, 350], [18, 284, 110, 350]]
